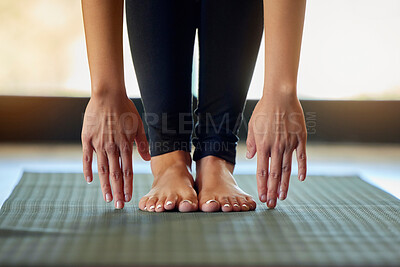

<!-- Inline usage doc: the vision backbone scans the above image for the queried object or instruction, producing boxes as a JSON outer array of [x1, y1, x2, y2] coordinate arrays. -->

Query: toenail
[[143, 206, 147, 210], [206, 200, 218, 204], [242, 204, 248, 209], [181, 200, 193, 205], [149, 205, 155, 211], [166, 201, 173, 206], [116, 201, 123, 209], [224, 204, 230, 207], [233, 203, 239, 207], [157, 204, 162, 210]]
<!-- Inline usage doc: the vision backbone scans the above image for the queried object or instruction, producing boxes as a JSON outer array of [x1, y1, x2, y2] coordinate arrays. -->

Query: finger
[[279, 150, 293, 200], [120, 141, 133, 202], [106, 143, 124, 209], [135, 123, 151, 161], [267, 147, 283, 208], [82, 142, 94, 184], [96, 149, 112, 203], [256, 149, 269, 203], [246, 127, 256, 159], [296, 141, 307, 181]]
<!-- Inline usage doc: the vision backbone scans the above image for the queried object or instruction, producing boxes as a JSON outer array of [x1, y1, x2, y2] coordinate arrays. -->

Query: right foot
[[139, 150, 198, 212]]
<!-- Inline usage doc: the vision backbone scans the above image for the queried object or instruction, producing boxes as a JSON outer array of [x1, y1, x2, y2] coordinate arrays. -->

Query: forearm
[[82, 0, 125, 97], [263, 0, 306, 97]]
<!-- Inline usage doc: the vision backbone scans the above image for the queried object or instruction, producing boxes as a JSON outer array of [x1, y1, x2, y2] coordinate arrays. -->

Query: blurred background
[[1, 0, 400, 100]]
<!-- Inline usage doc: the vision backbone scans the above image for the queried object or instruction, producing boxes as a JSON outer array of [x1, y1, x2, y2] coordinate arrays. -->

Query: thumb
[[135, 123, 151, 161], [246, 127, 256, 159]]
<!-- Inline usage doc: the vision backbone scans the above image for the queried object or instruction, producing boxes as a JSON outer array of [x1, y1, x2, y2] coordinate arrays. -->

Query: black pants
[[126, 0, 263, 164]]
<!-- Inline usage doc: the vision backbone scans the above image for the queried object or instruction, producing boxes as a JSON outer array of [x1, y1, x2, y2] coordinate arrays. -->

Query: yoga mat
[[0, 172, 399, 267]]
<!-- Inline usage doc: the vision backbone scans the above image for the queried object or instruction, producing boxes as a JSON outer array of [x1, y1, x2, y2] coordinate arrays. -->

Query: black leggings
[[126, 0, 263, 165]]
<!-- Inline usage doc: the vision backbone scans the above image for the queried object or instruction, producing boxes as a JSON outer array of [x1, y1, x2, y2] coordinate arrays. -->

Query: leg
[[126, 0, 199, 212], [194, 0, 263, 212]]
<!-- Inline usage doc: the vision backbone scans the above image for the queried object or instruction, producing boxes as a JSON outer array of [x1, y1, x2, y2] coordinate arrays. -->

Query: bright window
[[1, 0, 399, 100]]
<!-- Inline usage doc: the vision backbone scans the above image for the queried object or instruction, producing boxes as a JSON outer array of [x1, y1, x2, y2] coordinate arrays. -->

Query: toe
[[178, 199, 196, 212], [146, 197, 157, 212], [155, 197, 166, 212], [164, 195, 178, 211], [200, 197, 220, 212], [219, 197, 232, 212], [229, 197, 241, 212], [139, 196, 149, 211], [246, 197, 257, 211], [179, 194, 198, 212], [238, 197, 250, 212]]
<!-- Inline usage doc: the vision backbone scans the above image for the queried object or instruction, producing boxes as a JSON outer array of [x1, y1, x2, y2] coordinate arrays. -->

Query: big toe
[[200, 198, 220, 212], [178, 199, 198, 212]]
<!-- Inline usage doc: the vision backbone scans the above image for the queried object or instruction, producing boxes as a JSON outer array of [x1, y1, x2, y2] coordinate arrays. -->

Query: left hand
[[246, 91, 307, 209]]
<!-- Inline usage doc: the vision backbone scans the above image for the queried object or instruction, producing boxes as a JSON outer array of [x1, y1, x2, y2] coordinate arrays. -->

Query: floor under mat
[[0, 172, 399, 266]]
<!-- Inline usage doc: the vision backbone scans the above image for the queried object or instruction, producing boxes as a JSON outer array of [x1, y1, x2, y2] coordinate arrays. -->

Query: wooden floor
[[1, 142, 399, 207]]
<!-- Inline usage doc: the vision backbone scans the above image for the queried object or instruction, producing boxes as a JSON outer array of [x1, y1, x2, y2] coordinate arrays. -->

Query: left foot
[[195, 156, 256, 212]]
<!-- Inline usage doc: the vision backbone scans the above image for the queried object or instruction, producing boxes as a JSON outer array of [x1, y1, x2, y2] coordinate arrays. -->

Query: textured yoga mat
[[0, 172, 399, 266]]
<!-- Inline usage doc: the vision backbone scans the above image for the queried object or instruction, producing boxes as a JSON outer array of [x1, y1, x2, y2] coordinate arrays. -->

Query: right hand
[[81, 91, 151, 209]]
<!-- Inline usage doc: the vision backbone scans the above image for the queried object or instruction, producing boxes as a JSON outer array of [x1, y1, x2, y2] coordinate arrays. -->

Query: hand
[[81, 91, 151, 209], [246, 91, 307, 209]]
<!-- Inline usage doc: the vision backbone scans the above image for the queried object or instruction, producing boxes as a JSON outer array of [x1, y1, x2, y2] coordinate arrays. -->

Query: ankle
[[196, 155, 234, 175], [151, 150, 192, 176]]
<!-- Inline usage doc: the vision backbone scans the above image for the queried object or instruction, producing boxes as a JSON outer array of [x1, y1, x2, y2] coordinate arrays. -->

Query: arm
[[263, 0, 306, 95], [81, 0, 150, 209], [82, 0, 125, 95], [246, 0, 307, 209]]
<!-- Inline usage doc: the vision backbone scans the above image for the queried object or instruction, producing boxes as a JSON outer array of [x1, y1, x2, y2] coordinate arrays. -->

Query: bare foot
[[139, 150, 198, 212], [195, 156, 256, 212]]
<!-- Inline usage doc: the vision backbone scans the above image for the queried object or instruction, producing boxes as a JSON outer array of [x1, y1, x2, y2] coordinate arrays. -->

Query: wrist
[[91, 84, 127, 99], [262, 83, 298, 100]]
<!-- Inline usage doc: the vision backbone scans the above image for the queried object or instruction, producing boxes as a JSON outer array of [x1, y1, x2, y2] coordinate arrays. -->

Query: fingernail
[[116, 201, 123, 209], [86, 176, 92, 184], [166, 201, 173, 206], [268, 199, 275, 207], [260, 194, 267, 203], [246, 151, 251, 159], [182, 200, 193, 205], [205, 200, 217, 205], [124, 194, 131, 202], [299, 174, 305, 181], [105, 193, 112, 203], [279, 191, 286, 200]]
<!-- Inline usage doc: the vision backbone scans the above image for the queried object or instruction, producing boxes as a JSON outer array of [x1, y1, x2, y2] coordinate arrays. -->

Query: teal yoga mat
[[0, 172, 399, 266]]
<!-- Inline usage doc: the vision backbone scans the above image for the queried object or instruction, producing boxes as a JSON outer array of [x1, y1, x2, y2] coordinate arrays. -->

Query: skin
[[138, 151, 198, 213], [246, 0, 308, 209], [81, 0, 307, 212], [81, 0, 151, 210], [196, 156, 256, 212]]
